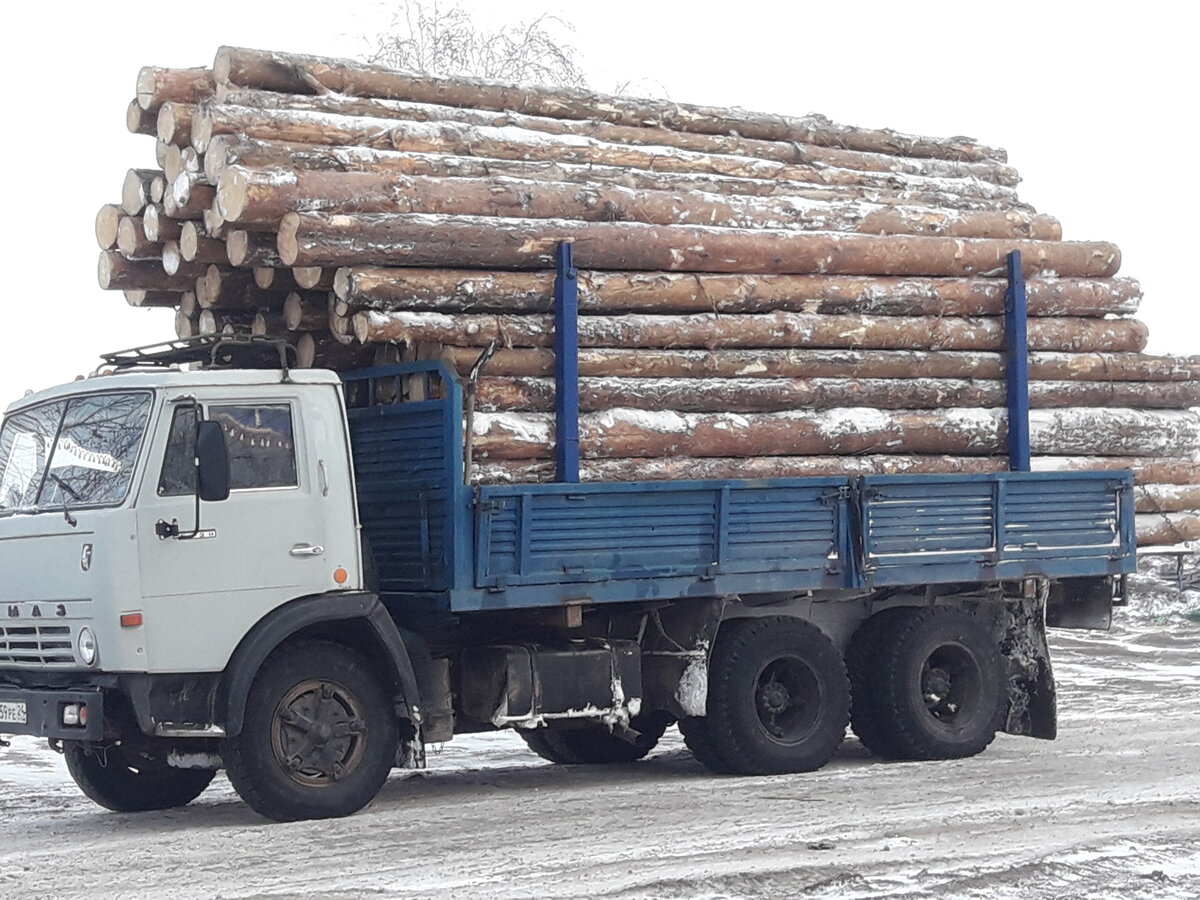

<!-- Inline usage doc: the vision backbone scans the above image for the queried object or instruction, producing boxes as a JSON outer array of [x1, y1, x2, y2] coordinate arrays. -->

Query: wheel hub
[[754, 657, 821, 744], [271, 679, 367, 787]]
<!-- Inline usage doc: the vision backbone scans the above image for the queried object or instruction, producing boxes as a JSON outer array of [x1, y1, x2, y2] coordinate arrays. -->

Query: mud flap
[[1000, 593, 1057, 740], [640, 598, 726, 719]]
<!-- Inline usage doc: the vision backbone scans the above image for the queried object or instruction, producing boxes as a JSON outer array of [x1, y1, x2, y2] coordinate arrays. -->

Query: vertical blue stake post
[[553, 240, 580, 482], [1004, 250, 1031, 471]]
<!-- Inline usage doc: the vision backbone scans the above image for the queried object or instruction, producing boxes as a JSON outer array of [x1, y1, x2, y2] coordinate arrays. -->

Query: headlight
[[77, 627, 98, 667]]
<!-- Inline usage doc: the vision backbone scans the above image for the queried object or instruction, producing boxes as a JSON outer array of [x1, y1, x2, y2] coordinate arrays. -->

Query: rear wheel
[[872, 607, 1006, 760], [519, 713, 670, 764], [704, 617, 850, 775], [64, 741, 214, 812], [222, 640, 399, 821], [845, 607, 912, 757]]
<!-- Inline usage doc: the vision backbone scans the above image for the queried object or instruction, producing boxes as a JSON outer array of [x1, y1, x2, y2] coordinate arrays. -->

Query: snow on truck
[[0, 251, 1134, 821]]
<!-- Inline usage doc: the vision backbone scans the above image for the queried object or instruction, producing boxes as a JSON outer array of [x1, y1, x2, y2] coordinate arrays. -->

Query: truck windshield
[[0, 391, 152, 515]]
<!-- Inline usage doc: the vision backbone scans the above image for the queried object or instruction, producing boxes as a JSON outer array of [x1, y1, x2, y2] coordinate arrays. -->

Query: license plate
[[0, 701, 27, 725]]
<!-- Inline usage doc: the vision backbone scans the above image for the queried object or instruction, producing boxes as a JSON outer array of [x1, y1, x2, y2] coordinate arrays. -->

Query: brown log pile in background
[[93, 46, 1200, 545]]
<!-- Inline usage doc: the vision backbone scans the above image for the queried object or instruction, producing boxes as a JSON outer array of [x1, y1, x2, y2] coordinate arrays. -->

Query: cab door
[[133, 387, 354, 673]]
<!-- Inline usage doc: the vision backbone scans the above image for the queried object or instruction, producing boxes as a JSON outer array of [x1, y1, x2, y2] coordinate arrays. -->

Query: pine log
[[212, 47, 1006, 163], [1134, 485, 1200, 514], [164, 174, 215, 220], [162, 242, 184, 275], [125, 289, 183, 309], [115, 217, 158, 258], [469, 408, 1200, 461], [95, 204, 122, 250], [199, 309, 253, 336], [280, 213, 1120, 276], [1135, 513, 1200, 546], [162, 145, 201, 183], [142, 205, 182, 243], [179, 222, 227, 264], [121, 168, 160, 216], [155, 140, 168, 169], [295, 331, 377, 369], [283, 292, 330, 331], [198, 106, 1018, 205], [333, 268, 1138, 318], [293, 266, 334, 290], [354, 311, 1146, 354], [218, 167, 1057, 239], [98, 251, 207, 291], [156, 102, 195, 146], [203, 206, 227, 239], [475, 455, 1200, 486], [179, 290, 198, 316], [474, 376, 1200, 413], [252, 311, 286, 336], [149, 176, 166, 205], [126, 99, 156, 136], [136, 65, 214, 111], [438, 346, 1200, 383], [253, 267, 310, 291], [175, 308, 198, 339], [226, 229, 284, 267], [196, 265, 286, 309], [203, 137, 1028, 212], [214, 87, 1021, 186]]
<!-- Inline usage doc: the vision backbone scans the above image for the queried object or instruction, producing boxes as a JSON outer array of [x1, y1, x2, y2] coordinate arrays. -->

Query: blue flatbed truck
[[0, 250, 1135, 821]]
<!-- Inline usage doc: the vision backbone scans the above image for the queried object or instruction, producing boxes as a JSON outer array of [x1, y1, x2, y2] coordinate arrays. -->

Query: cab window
[[158, 403, 297, 496]]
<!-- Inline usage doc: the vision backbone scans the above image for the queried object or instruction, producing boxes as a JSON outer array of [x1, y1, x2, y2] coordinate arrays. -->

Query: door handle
[[290, 544, 325, 557]]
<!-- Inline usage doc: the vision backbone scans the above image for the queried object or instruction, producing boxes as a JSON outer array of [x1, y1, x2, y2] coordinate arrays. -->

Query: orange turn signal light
[[120, 612, 144, 628], [333, 567, 349, 585]]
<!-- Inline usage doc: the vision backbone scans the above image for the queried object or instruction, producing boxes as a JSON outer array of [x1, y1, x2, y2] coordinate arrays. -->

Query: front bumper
[[0, 686, 104, 741]]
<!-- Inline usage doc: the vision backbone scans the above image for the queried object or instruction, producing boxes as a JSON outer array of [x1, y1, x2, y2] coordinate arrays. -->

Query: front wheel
[[222, 640, 399, 821], [64, 741, 214, 812], [703, 616, 850, 775]]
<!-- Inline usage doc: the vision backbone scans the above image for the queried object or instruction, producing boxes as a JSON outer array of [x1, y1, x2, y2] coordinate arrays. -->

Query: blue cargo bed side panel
[[471, 478, 849, 605], [860, 470, 1136, 586]]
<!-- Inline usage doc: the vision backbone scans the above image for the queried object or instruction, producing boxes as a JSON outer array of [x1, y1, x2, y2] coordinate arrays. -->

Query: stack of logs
[[96, 46, 1200, 545]]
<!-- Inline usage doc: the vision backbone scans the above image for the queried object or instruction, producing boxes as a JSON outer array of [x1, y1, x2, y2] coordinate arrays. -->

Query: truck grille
[[0, 624, 75, 665]]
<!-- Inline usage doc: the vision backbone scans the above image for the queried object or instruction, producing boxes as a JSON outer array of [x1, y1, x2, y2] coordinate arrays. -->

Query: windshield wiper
[[47, 473, 80, 527]]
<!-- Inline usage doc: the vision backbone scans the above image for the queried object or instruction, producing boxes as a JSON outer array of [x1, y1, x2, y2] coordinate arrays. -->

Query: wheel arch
[[216, 591, 424, 739]]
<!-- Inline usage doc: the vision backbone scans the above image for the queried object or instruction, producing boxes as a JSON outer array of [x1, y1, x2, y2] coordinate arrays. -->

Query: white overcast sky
[[0, 0, 1193, 406]]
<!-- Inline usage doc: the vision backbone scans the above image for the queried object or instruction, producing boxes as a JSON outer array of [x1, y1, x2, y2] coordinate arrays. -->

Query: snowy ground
[[3, 561, 1200, 899]]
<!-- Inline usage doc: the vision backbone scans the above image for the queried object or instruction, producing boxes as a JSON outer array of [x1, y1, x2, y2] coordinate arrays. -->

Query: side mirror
[[195, 420, 230, 502]]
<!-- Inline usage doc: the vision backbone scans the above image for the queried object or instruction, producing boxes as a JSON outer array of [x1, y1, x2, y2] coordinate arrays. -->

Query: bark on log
[[283, 292, 331, 331], [198, 309, 254, 335], [475, 455, 1200, 486], [124, 289, 183, 309], [126, 99, 156, 136], [175, 308, 198, 339], [252, 311, 286, 336], [212, 46, 1007, 163], [214, 87, 1021, 186], [95, 204, 122, 250], [469, 408, 1200, 461], [196, 265, 287, 309], [354, 310, 1147, 354], [121, 168, 161, 216], [439, 346, 1200, 382], [142, 205, 182, 243], [295, 332, 377, 369], [198, 106, 1018, 205], [98, 251, 207, 291], [179, 222, 228, 264], [1134, 485, 1200, 514], [1135, 513, 1200, 546], [136, 66, 214, 111], [226, 229, 284, 267], [218, 167, 1057, 239], [253, 267, 311, 291], [156, 102, 195, 146], [333, 268, 1138, 318], [203, 137, 1028, 212], [280, 213, 1120, 277], [474, 376, 1200, 413]]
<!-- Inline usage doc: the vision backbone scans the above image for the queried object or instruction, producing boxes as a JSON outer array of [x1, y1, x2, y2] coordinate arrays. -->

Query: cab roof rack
[[98, 335, 296, 374]]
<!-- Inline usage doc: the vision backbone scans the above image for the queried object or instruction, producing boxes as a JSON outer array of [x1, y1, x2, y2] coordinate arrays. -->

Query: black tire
[[704, 617, 850, 775], [845, 607, 913, 757], [221, 640, 399, 821], [678, 716, 737, 774], [520, 713, 670, 764], [872, 607, 1007, 761], [64, 741, 214, 812]]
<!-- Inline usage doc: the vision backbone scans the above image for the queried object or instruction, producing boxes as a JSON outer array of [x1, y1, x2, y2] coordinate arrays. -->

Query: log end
[[95, 204, 121, 250], [135, 66, 160, 110], [212, 47, 233, 84], [125, 290, 147, 307], [227, 230, 250, 266], [296, 332, 317, 368], [352, 312, 371, 344], [283, 292, 303, 330], [97, 251, 116, 290], [125, 99, 151, 135], [143, 204, 162, 242], [203, 136, 230, 183], [332, 266, 351, 300], [180, 290, 197, 316], [162, 242, 183, 276], [175, 308, 195, 339], [156, 103, 178, 144], [216, 167, 249, 222], [121, 169, 149, 216], [191, 108, 214, 153], [293, 266, 324, 289], [180, 221, 201, 261], [277, 212, 301, 266], [253, 266, 277, 289]]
